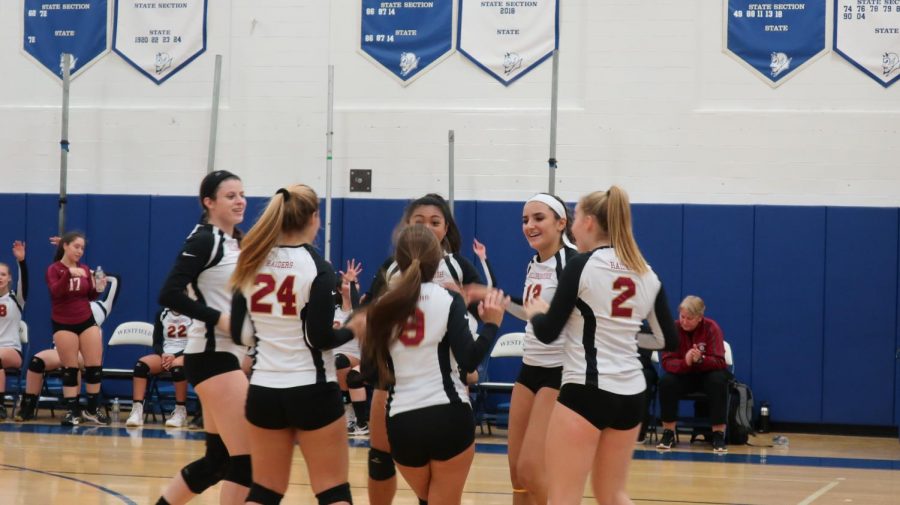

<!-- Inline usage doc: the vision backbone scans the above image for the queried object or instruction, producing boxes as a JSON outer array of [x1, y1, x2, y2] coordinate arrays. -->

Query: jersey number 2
[[398, 308, 425, 347], [251, 274, 298, 316], [611, 277, 636, 318]]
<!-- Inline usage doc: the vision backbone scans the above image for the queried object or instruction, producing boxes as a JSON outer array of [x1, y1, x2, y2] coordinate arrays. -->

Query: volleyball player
[[125, 306, 192, 427], [363, 193, 489, 505], [16, 272, 120, 421], [0, 241, 27, 420], [156, 170, 251, 505], [365, 224, 508, 505], [524, 186, 679, 505], [230, 184, 362, 505], [46, 232, 110, 426], [505, 194, 577, 505], [333, 259, 369, 436]]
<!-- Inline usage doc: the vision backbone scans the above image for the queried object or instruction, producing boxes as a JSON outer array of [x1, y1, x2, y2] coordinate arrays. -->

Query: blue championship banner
[[724, 1, 826, 87], [834, 0, 900, 88], [23, 0, 109, 80], [359, 0, 455, 85], [457, 0, 558, 86], [113, 0, 207, 85]]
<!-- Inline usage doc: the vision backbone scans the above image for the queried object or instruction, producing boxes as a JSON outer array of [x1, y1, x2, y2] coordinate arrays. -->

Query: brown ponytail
[[364, 224, 442, 387]]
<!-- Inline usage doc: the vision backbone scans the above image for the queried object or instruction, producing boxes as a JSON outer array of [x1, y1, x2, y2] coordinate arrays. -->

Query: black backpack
[[727, 380, 754, 445]]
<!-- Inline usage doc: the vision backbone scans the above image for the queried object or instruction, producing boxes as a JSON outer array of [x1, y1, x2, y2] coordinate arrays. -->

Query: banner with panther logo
[[834, 0, 900, 88], [457, 0, 558, 86], [359, 0, 455, 86], [22, 0, 110, 81], [723, 0, 827, 87], [113, 0, 207, 85]]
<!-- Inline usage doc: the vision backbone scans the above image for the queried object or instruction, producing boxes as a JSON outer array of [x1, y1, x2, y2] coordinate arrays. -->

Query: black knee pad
[[368, 448, 395, 481], [84, 366, 103, 384], [180, 433, 229, 494], [62, 367, 79, 387], [133, 361, 151, 379], [335, 353, 351, 370], [247, 482, 284, 505], [316, 482, 352, 505], [346, 369, 365, 390], [224, 454, 252, 487], [170, 366, 185, 382], [28, 357, 46, 374], [419, 499, 428, 505]]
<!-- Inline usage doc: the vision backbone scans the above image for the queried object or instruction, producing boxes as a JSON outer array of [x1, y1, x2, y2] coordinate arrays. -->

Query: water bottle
[[94, 265, 106, 283], [759, 402, 770, 433], [111, 397, 120, 424], [696, 342, 706, 364]]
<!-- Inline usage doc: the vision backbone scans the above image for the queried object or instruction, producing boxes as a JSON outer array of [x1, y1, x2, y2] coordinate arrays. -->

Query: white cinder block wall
[[1, 1, 897, 206]]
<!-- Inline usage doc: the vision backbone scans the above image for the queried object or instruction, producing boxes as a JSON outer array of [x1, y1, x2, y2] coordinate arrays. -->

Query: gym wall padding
[[3, 194, 899, 427]]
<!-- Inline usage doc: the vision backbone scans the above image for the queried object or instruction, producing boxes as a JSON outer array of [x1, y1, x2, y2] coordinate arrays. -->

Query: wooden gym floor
[[0, 421, 897, 504]]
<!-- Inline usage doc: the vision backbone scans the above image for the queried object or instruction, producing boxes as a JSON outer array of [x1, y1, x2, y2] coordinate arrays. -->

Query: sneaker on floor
[[188, 414, 203, 430], [61, 410, 81, 426], [0, 404, 7, 420], [82, 407, 111, 425], [712, 431, 728, 454], [14, 396, 37, 422], [349, 422, 370, 437], [656, 429, 676, 450], [165, 406, 187, 428], [125, 403, 144, 427]]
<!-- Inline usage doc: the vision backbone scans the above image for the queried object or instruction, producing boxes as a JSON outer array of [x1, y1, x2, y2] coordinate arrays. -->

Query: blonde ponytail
[[579, 186, 649, 274]]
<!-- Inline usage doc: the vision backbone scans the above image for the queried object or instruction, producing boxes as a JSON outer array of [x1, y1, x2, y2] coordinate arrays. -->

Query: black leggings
[[658, 370, 730, 425]]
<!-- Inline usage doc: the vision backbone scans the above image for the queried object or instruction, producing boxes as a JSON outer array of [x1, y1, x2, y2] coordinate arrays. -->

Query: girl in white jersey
[[525, 187, 679, 505], [363, 193, 490, 505], [0, 241, 26, 420], [505, 194, 577, 505], [156, 170, 252, 505], [365, 224, 508, 505], [230, 185, 363, 505], [125, 307, 192, 428]]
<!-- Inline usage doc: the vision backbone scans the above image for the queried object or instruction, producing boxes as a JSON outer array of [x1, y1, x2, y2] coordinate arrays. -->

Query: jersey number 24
[[250, 274, 298, 316]]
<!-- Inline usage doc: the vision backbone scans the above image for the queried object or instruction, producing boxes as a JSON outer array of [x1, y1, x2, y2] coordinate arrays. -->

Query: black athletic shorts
[[387, 403, 474, 467], [246, 382, 344, 431], [52, 315, 97, 335], [184, 352, 241, 387], [516, 364, 563, 394], [557, 383, 645, 431]]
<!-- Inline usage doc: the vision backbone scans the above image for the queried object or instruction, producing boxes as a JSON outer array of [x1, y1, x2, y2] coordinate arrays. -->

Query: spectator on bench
[[656, 295, 730, 454]]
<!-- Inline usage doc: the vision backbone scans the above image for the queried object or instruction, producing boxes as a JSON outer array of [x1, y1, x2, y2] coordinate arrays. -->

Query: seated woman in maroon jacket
[[656, 295, 730, 453], [46, 231, 109, 426]]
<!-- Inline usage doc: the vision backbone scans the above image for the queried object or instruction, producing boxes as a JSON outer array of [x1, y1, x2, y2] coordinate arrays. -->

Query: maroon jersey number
[[611, 277, 636, 318], [167, 325, 188, 338], [398, 308, 425, 347], [0, 305, 6, 317], [525, 283, 543, 303], [250, 274, 298, 316]]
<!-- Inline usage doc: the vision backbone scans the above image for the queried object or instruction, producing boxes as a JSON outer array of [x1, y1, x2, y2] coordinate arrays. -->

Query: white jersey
[[520, 247, 576, 368], [236, 245, 353, 388], [159, 224, 247, 360], [530, 247, 676, 395], [158, 308, 191, 355], [387, 282, 497, 416], [332, 307, 360, 358], [0, 261, 26, 352]]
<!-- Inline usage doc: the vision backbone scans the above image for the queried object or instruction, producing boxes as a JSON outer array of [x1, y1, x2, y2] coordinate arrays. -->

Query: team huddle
[[1, 170, 679, 505]]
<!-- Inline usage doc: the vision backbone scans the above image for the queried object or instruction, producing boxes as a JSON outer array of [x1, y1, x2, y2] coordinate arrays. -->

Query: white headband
[[526, 194, 577, 249], [527, 194, 567, 219]]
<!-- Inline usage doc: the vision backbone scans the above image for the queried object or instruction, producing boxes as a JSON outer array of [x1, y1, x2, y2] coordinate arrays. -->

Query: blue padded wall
[[682, 205, 755, 382], [632, 204, 683, 314], [752, 206, 826, 423], [4, 194, 900, 427], [823, 207, 897, 425]]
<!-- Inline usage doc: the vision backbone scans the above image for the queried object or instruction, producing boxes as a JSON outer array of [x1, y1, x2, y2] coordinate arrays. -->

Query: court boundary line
[[796, 478, 841, 505], [0, 463, 137, 505]]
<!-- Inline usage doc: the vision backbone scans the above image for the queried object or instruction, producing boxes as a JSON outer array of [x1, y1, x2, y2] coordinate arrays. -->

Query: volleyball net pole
[[325, 65, 335, 262], [548, 49, 559, 194], [58, 53, 72, 236], [207, 54, 223, 174]]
